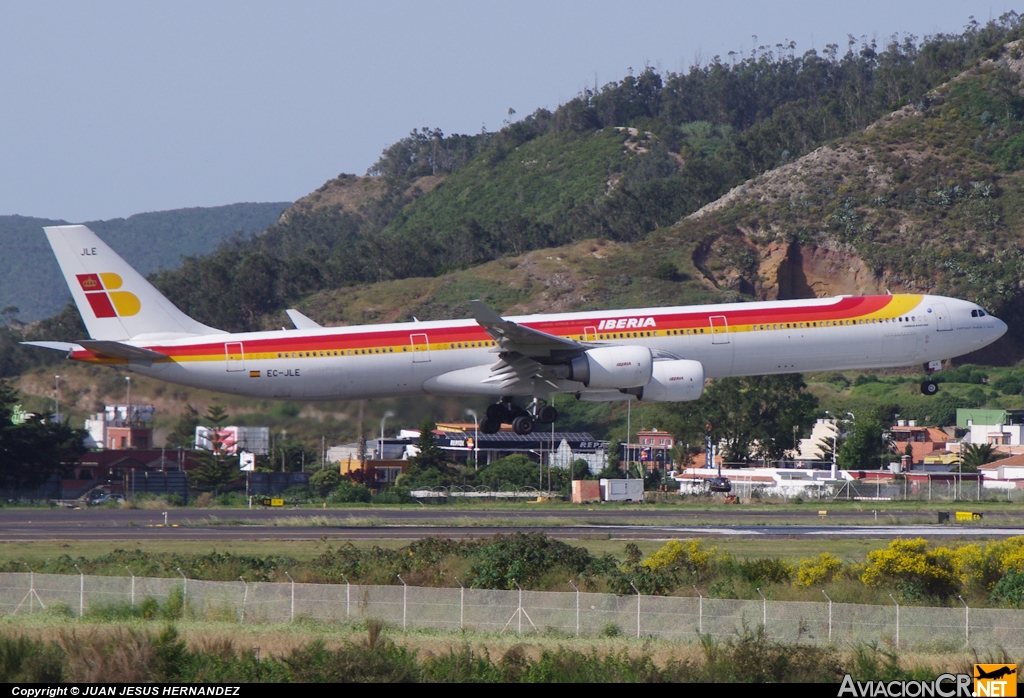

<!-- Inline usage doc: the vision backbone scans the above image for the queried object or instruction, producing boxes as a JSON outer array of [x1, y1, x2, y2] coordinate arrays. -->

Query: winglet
[[286, 309, 322, 329], [470, 300, 504, 327]]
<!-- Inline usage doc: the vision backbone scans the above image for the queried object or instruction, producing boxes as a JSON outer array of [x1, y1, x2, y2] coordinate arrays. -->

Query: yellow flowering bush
[[861, 538, 958, 597], [796, 552, 843, 587], [642, 540, 718, 574]]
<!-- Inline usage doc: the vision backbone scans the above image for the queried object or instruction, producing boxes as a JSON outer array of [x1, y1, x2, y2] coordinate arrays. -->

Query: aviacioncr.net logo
[[76, 273, 140, 318]]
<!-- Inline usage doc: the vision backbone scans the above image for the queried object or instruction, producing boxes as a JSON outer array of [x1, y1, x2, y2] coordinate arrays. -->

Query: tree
[[658, 375, 819, 463], [0, 381, 86, 489], [309, 468, 341, 498], [961, 443, 1003, 472], [837, 408, 892, 470], [403, 418, 451, 487], [165, 405, 200, 449], [191, 404, 239, 494]]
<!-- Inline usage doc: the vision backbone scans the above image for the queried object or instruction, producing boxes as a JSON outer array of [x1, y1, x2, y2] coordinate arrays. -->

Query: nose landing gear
[[480, 397, 558, 435], [921, 360, 942, 396]]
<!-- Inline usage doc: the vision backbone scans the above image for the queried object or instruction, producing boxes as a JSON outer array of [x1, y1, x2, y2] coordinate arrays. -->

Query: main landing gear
[[920, 360, 942, 396], [480, 397, 558, 435]]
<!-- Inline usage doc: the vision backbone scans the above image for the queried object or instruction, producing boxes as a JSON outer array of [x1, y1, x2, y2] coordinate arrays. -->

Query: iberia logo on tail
[[75, 273, 140, 318]]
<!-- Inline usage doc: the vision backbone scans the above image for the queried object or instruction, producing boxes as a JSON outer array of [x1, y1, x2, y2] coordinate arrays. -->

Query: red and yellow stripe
[[69, 295, 922, 365]]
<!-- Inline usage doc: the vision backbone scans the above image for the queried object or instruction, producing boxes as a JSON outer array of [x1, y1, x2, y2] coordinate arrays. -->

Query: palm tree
[[960, 443, 1003, 472]]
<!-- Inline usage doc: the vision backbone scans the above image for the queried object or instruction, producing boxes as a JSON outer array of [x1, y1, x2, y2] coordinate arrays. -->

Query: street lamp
[[54, 375, 60, 424], [465, 409, 479, 470], [125, 376, 131, 424], [379, 411, 395, 460]]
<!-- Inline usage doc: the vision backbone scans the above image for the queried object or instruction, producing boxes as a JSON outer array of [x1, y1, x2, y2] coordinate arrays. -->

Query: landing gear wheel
[[486, 402, 512, 423], [480, 417, 501, 434], [512, 415, 535, 435], [537, 405, 558, 424], [921, 380, 939, 396]]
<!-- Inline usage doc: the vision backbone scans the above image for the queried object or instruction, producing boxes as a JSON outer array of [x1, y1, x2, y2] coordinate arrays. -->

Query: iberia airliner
[[26, 225, 1007, 435]]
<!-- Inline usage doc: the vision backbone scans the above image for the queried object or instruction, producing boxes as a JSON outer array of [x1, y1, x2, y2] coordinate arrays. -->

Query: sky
[[0, 1, 1011, 222]]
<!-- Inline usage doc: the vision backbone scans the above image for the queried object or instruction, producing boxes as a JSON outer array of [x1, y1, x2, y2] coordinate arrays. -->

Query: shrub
[[861, 538, 958, 598], [991, 570, 1024, 607], [738, 558, 793, 585], [329, 481, 372, 503], [796, 553, 843, 587], [309, 468, 341, 498], [642, 540, 718, 575]]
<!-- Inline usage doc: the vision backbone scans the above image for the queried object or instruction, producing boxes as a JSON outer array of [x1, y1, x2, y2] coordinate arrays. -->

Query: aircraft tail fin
[[43, 225, 225, 341]]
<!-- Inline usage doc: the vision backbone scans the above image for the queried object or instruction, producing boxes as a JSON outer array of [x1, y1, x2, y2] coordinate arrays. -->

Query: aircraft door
[[225, 342, 245, 372], [709, 316, 730, 344], [410, 333, 431, 363], [584, 325, 597, 341], [932, 303, 952, 331]]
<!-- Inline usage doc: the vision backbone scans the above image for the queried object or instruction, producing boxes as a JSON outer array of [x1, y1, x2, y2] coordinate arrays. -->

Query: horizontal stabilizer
[[20, 341, 83, 355], [286, 309, 322, 329], [77, 340, 168, 365]]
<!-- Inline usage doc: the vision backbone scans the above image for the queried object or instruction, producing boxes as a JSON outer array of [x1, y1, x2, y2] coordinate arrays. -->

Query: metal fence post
[[239, 577, 248, 623], [340, 574, 350, 619], [822, 590, 833, 643], [958, 595, 969, 647], [126, 566, 135, 607], [630, 581, 641, 639], [823, 589, 831, 638], [397, 575, 407, 631], [285, 572, 295, 622], [889, 594, 899, 649], [756, 587, 766, 631], [569, 580, 580, 637], [74, 564, 84, 617], [693, 585, 703, 635], [176, 567, 187, 618], [455, 578, 465, 630]]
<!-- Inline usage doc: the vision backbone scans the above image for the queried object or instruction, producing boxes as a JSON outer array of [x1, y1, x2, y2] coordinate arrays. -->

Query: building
[[331, 427, 609, 474], [338, 458, 409, 489], [84, 404, 155, 450], [625, 429, 675, 470], [194, 426, 270, 455], [66, 448, 201, 499], [958, 409, 1024, 448], [889, 421, 953, 464], [794, 419, 840, 463]]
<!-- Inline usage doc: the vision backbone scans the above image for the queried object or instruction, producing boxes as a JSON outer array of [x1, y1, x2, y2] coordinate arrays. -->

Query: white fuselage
[[76, 293, 1006, 401]]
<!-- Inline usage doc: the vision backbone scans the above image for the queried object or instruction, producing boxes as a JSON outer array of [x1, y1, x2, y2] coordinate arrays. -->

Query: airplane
[[25, 225, 1008, 435]]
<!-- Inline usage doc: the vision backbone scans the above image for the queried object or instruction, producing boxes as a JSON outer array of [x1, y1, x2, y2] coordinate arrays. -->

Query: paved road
[[0, 508, 1021, 541]]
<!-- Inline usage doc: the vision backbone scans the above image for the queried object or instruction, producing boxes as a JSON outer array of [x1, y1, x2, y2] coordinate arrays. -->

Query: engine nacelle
[[564, 346, 653, 389], [636, 359, 704, 402]]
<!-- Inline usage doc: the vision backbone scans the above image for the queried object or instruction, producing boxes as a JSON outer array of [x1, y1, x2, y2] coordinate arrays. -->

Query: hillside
[[149, 19, 1024, 333], [1, 203, 290, 321]]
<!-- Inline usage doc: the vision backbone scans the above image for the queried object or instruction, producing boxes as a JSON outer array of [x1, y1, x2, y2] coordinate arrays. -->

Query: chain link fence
[[2, 572, 1024, 650]]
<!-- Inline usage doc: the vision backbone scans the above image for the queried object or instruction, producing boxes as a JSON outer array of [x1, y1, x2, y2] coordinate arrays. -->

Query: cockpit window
[[972, 309, 987, 317]]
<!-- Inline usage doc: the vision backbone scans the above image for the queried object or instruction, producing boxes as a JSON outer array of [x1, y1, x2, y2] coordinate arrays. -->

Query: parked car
[[88, 493, 125, 506]]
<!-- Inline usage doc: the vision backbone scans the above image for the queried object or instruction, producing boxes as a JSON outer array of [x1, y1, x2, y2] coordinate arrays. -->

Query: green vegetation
[[0, 381, 85, 490], [12, 534, 1024, 609], [142, 17, 1023, 335], [0, 620, 876, 683]]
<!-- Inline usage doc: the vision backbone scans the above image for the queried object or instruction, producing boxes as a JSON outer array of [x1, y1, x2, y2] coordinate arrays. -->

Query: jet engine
[[553, 346, 652, 389], [636, 359, 704, 402]]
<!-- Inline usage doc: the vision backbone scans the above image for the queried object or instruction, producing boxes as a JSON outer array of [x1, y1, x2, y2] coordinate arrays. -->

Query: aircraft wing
[[19, 341, 83, 356], [471, 300, 583, 357], [471, 300, 584, 392]]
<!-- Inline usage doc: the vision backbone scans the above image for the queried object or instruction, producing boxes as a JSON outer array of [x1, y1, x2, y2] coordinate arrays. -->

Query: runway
[[0, 508, 1021, 541]]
